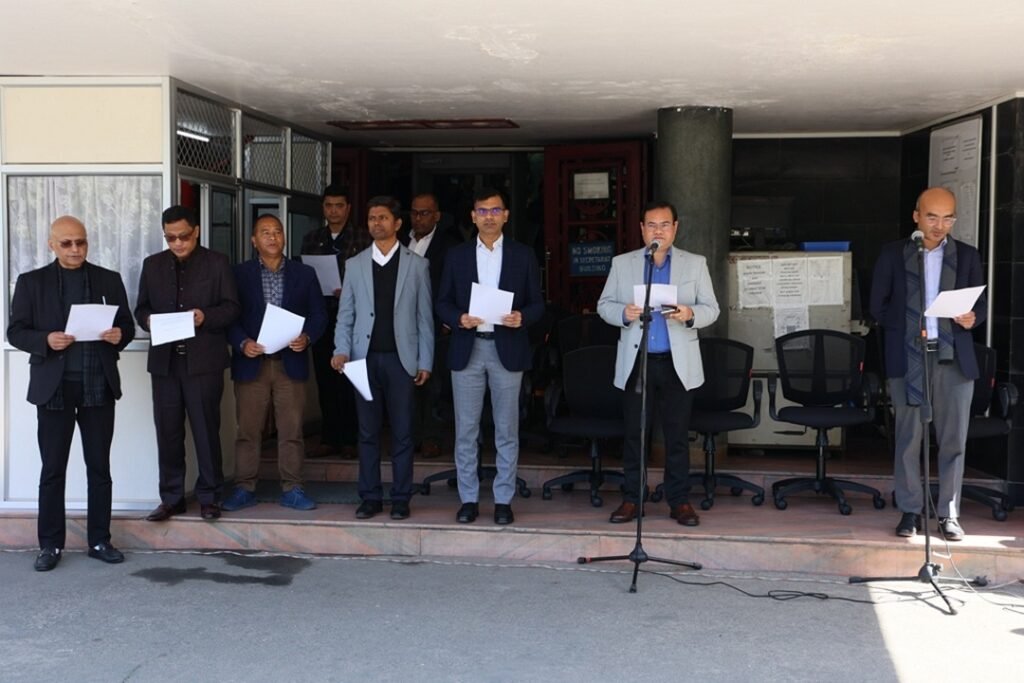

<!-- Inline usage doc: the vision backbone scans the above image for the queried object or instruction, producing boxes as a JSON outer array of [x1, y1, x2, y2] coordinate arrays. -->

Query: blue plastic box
[[801, 241, 850, 252]]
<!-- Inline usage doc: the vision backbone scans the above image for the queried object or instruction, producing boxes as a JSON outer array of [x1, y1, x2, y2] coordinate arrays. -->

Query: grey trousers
[[451, 339, 523, 505], [889, 357, 973, 519]]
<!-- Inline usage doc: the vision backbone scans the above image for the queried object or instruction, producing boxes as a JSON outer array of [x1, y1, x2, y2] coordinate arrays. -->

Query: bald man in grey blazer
[[597, 200, 720, 527]]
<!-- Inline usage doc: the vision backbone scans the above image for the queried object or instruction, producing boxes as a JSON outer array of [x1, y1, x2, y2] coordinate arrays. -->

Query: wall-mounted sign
[[573, 171, 610, 200], [569, 241, 614, 276]]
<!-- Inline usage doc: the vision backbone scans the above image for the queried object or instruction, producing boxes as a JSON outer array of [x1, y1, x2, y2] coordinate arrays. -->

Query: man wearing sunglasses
[[135, 205, 239, 523], [436, 187, 544, 525], [8, 216, 135, 571]]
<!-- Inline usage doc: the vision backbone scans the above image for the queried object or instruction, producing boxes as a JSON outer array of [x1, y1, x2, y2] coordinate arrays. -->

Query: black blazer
[[869, 237, 986, 380], [135, 246, 240, 376], [400, 226, 457, 302], [436, 237, 545, 372], [7, 260, 135, 406]]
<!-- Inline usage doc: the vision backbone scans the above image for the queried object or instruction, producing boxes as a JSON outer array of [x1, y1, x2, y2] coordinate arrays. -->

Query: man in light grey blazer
[[597, 200, 720, 527], [331, 196, 434, 520]]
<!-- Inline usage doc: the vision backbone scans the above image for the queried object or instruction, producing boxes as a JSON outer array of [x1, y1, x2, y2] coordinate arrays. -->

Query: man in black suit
[[8, 216, 135, 571], [301, 184, 371, 459], [135, 205, 239, 522], [401, 192, 456, 458], [436, 187, 545, 525]]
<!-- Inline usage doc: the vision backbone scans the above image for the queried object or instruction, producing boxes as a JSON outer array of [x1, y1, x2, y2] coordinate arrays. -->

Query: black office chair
[[555, 312, 621, 358], [936, 343, 1018, 521], [768, 329, 886, 515], [540, 345, 625, 507], [649, 338, 765, 508]]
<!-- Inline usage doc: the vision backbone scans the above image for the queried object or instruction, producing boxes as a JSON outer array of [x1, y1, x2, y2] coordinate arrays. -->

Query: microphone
[[646, 240, 661, 255], [911, 230, 925, 248]]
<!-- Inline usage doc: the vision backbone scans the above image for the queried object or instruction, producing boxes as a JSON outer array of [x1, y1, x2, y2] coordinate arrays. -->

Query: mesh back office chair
[[650, 338, 765, 508], [540, 345, 625, 507], [555, 313, 622, 358], [768, 329, 886, 515]]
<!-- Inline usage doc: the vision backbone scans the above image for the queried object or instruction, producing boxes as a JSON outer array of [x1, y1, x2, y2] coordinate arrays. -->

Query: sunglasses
[[164, 230, 196, 244], [57, 239, 87, 249]]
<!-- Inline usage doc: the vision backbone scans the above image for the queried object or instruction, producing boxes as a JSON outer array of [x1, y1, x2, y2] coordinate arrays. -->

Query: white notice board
[[928, 116, 982, 248]]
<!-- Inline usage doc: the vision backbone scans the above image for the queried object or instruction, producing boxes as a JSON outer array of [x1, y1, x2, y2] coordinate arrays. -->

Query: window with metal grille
[[175, 91, 235, 177], [242, 115, 285, 187], [291, 133, 327, 196]]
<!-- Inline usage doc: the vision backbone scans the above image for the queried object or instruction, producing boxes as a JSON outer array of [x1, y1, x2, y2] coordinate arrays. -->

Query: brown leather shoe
[[145, 501, 186, 522], [420, 440, 442, 459], [609, 501, 641, 524], [670, 503, 700, 527], [200, 503, 221, 520]]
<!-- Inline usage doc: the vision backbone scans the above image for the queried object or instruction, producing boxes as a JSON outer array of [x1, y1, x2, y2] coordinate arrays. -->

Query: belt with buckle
[[173, 342, 188, 356], [925, 339, 939, 352], [475, 332, 495, 340]]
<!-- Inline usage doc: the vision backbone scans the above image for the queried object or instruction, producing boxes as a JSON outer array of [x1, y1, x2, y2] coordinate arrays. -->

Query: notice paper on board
[[923, 285, 986, 318]]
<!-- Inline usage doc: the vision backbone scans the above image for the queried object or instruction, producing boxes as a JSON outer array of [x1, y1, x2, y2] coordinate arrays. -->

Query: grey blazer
[[597, 246, 720, 390], [333, 244, 434, 377]]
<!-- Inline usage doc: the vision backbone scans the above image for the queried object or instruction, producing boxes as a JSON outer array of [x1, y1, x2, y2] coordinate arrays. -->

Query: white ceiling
[[3, 0, 1024, 145]]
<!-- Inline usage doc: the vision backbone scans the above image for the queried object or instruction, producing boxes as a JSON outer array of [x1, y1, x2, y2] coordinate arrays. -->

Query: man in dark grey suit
[[8, 216, 135, 571], [135, 205, 239, 522], [331, 196, 433, 520]]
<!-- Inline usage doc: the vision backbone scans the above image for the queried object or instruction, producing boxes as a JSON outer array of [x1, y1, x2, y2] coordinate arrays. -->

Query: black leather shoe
[[88, 542, 125, 564], [146, 501, 187, 522], [34, 547, 61, 572], [456, 502, 479, 524], [356, 500, 384, 519], [494, 504, 514, 525], [200, 503, 221, 520], [895, 512, 921, 538], [390, 500, 410, 520]]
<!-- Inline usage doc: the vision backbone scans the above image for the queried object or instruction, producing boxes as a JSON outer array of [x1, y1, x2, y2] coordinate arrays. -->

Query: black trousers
[[312, 310, 357, 449], [354, 352, 415, 501], [37, 381, 115, 549], [151, 355, 224, 505], [622, 354, 694, 507]]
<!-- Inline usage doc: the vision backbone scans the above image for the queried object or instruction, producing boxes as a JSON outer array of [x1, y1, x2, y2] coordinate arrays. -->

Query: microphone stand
[[849, 236, 983, 614], [578, 244, 701, 593]]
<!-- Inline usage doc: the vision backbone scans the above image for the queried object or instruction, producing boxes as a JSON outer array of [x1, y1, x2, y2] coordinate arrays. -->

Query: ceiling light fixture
[[327, 118, 518, 131], [176, 129, 211, 143]]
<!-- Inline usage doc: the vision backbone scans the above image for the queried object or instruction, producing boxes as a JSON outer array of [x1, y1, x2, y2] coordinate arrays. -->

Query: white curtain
[[7, 175, 164, 312]]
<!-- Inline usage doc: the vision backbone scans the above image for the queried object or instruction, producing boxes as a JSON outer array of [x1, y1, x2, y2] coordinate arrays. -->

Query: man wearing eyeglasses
[[8, 216, 136, 571], [400, 193, 457, 459], [870, 187, 986, 541], [436, 187, 544, 525], [135, 205, 240, 522], [597, 201, 720, 527]]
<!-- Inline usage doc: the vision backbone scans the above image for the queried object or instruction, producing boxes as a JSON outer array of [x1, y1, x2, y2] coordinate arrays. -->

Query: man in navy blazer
[[8, 216, 135, 571], [436, 187, 545, 525], [870, 187, 986, 541], [222, 215, 327, 513]]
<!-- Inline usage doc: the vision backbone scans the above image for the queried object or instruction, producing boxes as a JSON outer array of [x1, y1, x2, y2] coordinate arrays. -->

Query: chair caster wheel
[[541, 488, 552, 500], [446, 478, 457, 488], [561, 483, 574, 492], [839, 503, 852, 515], [591, 495, 603, 508], [873, 496, 886, 510], [700, 498, 713, 511], [994, 509, 1008, 522], [650, 490, 664, 503], [420, 484, 431, 496], [774, 497, 788, 510], [730, 487, 743, 496], [751, 493, 765, 506], [520, 487, 532, 499]]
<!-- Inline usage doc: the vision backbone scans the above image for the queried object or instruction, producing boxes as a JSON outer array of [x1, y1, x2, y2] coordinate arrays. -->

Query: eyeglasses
[[164, 230, 196, 244], [644, 222, 674, 231], [56, 239, 87, 249], [923, 215, 957, 228], [473, 207, 505, 217], [410, 209, 437, 218]]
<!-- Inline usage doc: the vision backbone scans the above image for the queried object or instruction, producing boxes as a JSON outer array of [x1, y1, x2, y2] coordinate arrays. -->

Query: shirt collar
[[477, 234, 504, 252], [372, 240, 399, 266]]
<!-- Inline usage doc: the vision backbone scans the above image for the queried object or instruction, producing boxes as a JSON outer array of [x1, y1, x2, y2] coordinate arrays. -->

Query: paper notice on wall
[[806, 256, 843, 306], [774, 306, 809, 339], [737, 259, 773, 309], [773, 258, 807, 307]]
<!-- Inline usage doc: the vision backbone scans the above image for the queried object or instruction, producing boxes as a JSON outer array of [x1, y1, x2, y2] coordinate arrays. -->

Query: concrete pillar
[[655, 106, 732, 336]]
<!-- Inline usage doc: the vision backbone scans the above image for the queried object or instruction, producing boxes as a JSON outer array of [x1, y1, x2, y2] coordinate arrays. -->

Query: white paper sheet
[[774, 306, 810, 339], [632, 284, 678, 308], [806, 256, 844, 306], [924, 285, 986, 318], [468, 282, 514, 325], [341, 358, 373, 401], [737, 260, 772, 309], [301, 254, 342, 296], [64, 304, 118, 341], [772, 258, 807, 307], [149, 311, 196, 346], [256, 304, 305, 354]]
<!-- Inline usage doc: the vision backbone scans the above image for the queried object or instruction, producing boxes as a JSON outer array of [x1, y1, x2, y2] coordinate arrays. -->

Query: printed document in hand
[[256, 304, 305, 355], [341, 358, 373, 401], [923, 285, 986, 318], [64, 304, 118, 341], [633, 284, 678, 308], [149, 311, 195, 346], [301, 255, 342, 296], [468, 282, 514, 325]]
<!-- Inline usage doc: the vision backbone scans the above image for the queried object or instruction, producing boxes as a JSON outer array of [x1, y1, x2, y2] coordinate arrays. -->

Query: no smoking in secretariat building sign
[[569, 241, 614, 277]]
